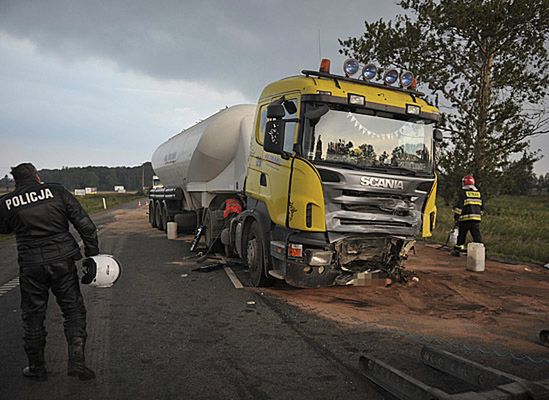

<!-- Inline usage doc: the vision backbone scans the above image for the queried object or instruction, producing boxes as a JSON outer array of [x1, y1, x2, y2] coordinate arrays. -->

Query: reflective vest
[[453, 186, 483, 222]]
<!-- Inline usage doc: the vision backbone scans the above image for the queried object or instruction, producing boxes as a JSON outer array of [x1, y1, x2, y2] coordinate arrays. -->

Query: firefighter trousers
[[19, 258, 87, 359], [455, 221, 482, 251]]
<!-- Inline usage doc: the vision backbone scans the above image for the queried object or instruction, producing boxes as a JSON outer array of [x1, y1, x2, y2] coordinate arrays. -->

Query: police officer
[[0, 163, 98, 381], [451, 174, 483, 257]]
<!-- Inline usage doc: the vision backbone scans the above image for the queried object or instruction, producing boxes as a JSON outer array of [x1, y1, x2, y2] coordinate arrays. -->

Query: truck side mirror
[[267, 104, 285, 119], [264, 120, 285, 155], [433, 129, 443, 142]]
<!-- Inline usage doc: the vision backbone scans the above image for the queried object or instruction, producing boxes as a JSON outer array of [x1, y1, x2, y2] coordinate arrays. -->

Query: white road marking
[[224, 266, 244, 289], [0, 276, 20, 297]]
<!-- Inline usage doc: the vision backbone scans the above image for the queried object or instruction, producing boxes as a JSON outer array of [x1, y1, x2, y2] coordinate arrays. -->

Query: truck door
[[246, 96, 299, 227]]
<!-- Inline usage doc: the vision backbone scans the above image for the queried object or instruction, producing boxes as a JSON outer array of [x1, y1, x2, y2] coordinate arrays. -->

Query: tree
[[499, 152, 538, 195], [340, 0, 549, 197]]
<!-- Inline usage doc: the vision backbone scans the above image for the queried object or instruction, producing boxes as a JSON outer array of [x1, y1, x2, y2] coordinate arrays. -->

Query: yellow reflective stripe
[[465, 191, 481, 198], [464, 199, 482, 206], [453, 208, 462, 215], [459, 214, 481, 221]]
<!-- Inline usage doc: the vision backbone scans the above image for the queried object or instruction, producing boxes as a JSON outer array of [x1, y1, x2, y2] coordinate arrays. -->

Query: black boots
[[451, 249, 461, 257], [22, 347, 47, 381], [67, 337, 95, 381]]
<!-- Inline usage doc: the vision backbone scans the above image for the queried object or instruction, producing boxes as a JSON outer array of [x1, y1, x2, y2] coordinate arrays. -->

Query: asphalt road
[[2, 203, 547, 399], [0, 203, 386, 400]]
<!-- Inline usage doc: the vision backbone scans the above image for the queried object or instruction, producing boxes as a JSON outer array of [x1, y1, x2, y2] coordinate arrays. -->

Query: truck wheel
[[150, 201, 157, 227], [246, 221, 273, 287]]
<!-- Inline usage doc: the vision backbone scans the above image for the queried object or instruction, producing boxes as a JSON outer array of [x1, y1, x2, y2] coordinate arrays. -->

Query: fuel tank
[[151, 104, 256, 191]]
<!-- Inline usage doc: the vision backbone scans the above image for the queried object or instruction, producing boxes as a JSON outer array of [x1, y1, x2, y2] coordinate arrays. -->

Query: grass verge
[[0, 192, 142, 242], [430, 195, 549, 265]]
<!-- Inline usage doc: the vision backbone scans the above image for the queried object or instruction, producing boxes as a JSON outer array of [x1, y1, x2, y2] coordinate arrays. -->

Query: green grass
[[0, 192, 142, 242], [76, 193, 143, 214], [430, 195, 549, 265]]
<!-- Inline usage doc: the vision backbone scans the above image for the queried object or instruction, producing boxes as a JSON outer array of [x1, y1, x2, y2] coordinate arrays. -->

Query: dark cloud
[[0, 0, 400, 97]]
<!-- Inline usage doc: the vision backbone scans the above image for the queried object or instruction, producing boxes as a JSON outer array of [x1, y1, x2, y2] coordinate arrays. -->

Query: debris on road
[[180, 274, 188, 278], [192, 263, 224, 273], [246, 301, 256, 306]]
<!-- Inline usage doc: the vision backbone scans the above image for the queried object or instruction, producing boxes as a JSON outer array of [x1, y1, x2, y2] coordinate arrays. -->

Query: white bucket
[[167, 222, 178, 240], [467, 243, 485, 272]]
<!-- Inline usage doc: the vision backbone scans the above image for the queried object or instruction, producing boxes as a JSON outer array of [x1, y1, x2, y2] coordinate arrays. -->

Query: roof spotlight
[[383, 68, 399, 85], [343, 58, 360, 76], [400, 71, 414, 88], [362, 63, 378, 80]]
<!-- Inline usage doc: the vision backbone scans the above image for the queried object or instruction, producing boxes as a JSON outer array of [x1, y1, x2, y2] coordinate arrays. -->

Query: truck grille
[[338, 218, 411, 227], [342, 189, 411, 201]]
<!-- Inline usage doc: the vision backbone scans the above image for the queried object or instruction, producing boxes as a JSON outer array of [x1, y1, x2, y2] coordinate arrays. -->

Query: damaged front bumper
[[273, 234, 416, 288]]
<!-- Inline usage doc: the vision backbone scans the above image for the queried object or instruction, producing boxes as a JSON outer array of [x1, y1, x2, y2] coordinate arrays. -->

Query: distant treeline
[[0, 163, 155, 192]]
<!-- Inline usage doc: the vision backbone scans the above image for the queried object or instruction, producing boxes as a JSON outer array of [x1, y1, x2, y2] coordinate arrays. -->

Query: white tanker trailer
[[148, 61, 441, 288]]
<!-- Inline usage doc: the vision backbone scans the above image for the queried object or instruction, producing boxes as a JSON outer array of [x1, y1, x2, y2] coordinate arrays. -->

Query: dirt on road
[[116, 207, 549, 359], [266, 243, 549, 357]]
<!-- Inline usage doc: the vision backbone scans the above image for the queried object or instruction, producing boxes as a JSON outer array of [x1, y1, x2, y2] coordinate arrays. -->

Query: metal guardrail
[[360, 346, 549, 399]]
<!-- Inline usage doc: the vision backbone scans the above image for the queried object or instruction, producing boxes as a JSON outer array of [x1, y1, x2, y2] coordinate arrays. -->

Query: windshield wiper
[[361, 165, 419, 176], [312, 159, 363, 171]]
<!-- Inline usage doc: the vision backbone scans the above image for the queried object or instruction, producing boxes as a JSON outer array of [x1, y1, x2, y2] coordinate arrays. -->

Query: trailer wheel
[[155, 201, 163, 231], [246, 221, 273, 287], [204, 208, 224, 253], [149, 200, 157, 227], [160, 203, 168, 232]]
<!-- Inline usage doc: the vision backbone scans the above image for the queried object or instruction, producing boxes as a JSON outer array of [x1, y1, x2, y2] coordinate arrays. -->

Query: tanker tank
[[151, 104, 256, 208]]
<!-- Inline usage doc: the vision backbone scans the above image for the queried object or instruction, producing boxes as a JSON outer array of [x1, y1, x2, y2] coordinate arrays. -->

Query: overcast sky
[[1, 0, 548, 178]]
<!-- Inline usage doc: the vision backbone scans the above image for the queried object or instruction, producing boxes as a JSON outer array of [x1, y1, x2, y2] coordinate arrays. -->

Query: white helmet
[[81, 254, 121, 288]]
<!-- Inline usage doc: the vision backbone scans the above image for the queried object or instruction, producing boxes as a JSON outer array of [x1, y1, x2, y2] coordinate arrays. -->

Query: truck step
[[268, 270, 284, 280]]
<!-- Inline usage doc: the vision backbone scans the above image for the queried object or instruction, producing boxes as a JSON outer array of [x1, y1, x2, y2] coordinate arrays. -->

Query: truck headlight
[[305, 250, 333, 266]]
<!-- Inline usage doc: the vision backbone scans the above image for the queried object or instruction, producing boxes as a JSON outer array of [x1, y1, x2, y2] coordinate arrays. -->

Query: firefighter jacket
[[0, 179, 99, 266], [453, 185, 484, 222]]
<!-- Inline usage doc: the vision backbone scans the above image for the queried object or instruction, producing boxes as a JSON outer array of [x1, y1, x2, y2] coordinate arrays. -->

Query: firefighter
[[0, 163, 97, 381], [451, 174, 483, 257]]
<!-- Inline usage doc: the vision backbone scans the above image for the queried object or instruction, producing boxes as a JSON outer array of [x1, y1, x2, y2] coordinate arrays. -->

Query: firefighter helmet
[[462, 175, 475, 186], [81, 254, 121, 288]]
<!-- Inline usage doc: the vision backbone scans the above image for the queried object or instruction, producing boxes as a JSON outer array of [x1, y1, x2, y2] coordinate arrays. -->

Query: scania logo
[[360, 176, 404, 190]]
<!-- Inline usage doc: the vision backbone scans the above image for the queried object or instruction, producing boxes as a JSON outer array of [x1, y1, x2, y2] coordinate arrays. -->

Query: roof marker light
[[362, 63, 378, 80], [319, 59, 331, 73], [406, 104, 421, 115], [343, 58, 360, 77], [348, 94, 365, 106], [383, 68, 399, 85]]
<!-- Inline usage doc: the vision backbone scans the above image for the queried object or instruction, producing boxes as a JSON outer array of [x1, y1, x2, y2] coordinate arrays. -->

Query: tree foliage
[[339, 0, 549, 197], [37, 162, 154, 191]]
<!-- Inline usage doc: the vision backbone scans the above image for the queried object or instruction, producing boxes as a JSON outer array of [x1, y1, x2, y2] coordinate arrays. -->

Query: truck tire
[[204, 208, 224, 253], [174, 212, 196, 234], [150, 201, 157, 228], [246, 221, 273, 287], [155, 201, 163, 231], [160, 203, 168, 232]]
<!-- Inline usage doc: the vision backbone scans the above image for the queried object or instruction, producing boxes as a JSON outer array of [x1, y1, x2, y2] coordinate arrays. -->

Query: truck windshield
[[303, 107, 434, 175]]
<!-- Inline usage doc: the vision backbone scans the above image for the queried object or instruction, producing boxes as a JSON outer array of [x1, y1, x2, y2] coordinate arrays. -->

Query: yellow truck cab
[[242, 60, 440, 287]]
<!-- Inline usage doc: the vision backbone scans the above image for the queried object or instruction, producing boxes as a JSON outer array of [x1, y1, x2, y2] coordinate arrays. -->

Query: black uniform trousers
[[455, 221, 482, 250], [19, 258, 87, 354]]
